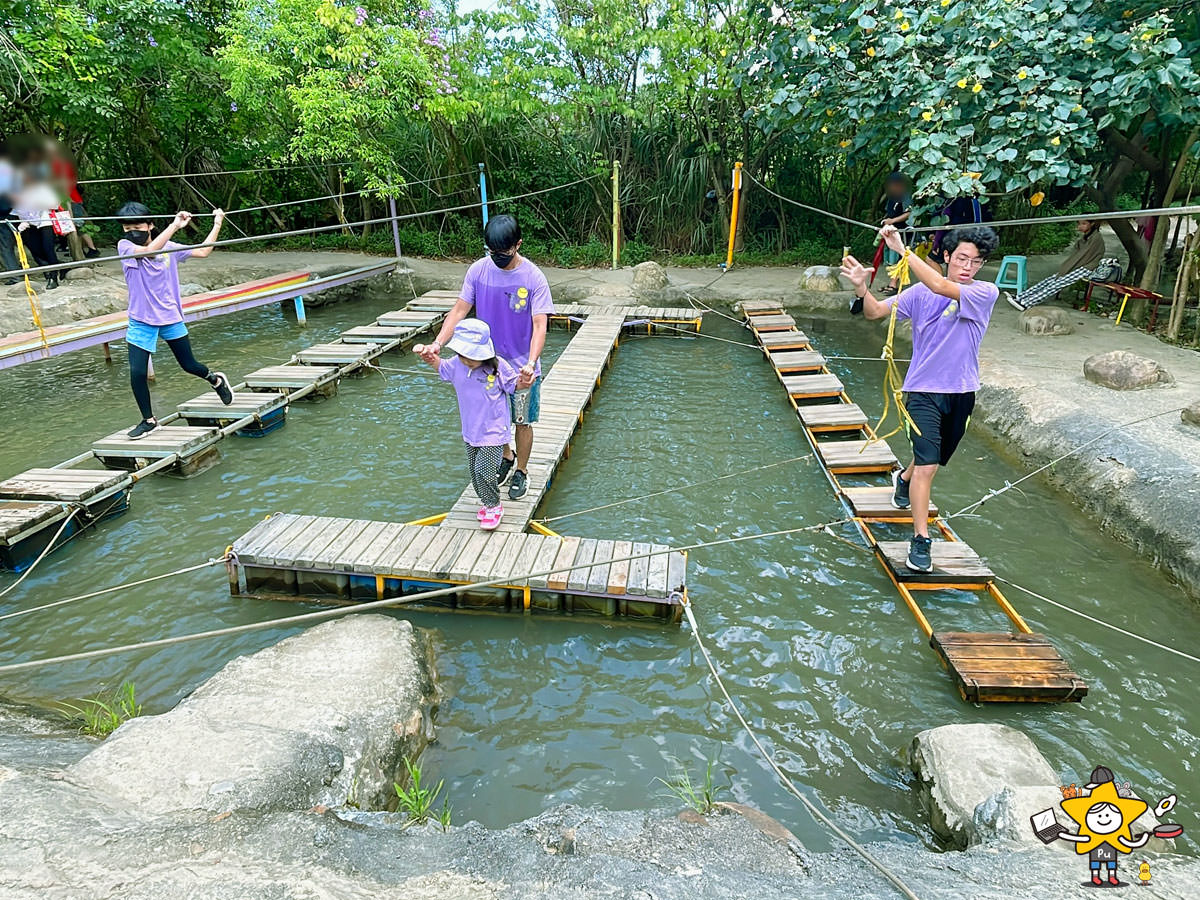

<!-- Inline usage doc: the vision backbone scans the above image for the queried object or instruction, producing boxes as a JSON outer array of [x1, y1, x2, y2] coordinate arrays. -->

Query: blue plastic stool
[[994, 255, 1028, 293]]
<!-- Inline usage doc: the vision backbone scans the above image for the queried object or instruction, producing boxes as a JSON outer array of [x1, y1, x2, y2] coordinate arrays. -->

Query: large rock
[[1083, 350, 1173, 390], [1183, 399, 1200, 427], [799, 265, 843, 292], [68, 615, 436, 817], [631, 260, 669, 299], [909, 724, 1062, 848], [1018, 306, 1075, 336]]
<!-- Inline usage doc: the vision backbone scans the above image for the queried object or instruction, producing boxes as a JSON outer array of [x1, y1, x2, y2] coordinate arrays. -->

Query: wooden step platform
[[92, 426, 220, 475], [0, 501, 73, 572], [816, 439, 898, 473], [769, 350, 826, 372], [797, 403, 868, 432], [0, 467, 132, 503], [243, 364, 340, 397], [740, 300, 785, 316], [783, 373, 844, 398], [844, 486, 937, 520], [296, 342, 378, 366], [758, 330, 811, 350], [747, 314, 797, 332], [340, 325, 408, 344], [231, 513, 687, 621], [375, 310, 443, 328], [931, 632, 1087, 703], [177, 392, 288, 436], [876, 540, 994, 586], [0, 471, 132, 570]]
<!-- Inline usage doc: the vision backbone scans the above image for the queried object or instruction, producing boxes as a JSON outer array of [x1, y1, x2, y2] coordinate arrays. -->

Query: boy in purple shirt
[[115, 202, 234, 439], [416, 320, 518, 530], [841, 223, 1000, 573], [422, 215, 553, 502]]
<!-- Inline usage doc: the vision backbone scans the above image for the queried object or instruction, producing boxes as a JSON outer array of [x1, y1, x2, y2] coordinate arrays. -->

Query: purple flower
[[230, 102, 238, 111], [418, 8, 432, 20], [354, 5, 367, 25], [148, 35, 158, 47]]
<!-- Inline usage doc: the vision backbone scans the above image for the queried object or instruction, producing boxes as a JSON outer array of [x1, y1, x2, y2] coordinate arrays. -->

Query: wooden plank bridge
[[227, 303, 706, 622], [739, 299, 1086, 703]]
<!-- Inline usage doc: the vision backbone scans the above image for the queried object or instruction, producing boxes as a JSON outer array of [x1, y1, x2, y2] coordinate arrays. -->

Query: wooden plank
[[877, 540, 994, 584], [645, 544, 670, 599], [844, 486, 938, 519], [627, 542, 652, 596], [666, 551, 687, 597], [469, 532, 510, 583], [92, 425, 219, 459], [320, 520, 383, 570], [393, 527, 438, 573], [511, 534, 547, 588], [431, 528, 474, 579], [449, 531, 492, 582], [817, 439, 898, 471], [748, 314, 796, 332], [782, 374, 844, 398], [296, 342, 377, 364], [587, 539, 615, 594], [233, 514, 295, 561], [770, 350, 826, 372], [488, 532, 528, 584], [547, 536, 581, 591], [263, 516, 329, 566], [177, 392, 287, 419], [372, 525, 424, 573], [740, 299, 785, 315], [340, 325, 407, 343], [349, 522, 408, 573], [530, 536, 564, 590], [0, 501, 69, 543], [796, 403, 870, 431], [243, 365, 338, 388], [411, 529, 456, 579], [293, 518, 355, 568], [607, 540, 633, 595], [567, 538, 598, 592], [758, 330, 811, 350], [0, 468, 130, 502]]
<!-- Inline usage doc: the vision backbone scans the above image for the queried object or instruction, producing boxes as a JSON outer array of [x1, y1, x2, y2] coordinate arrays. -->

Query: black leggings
[[20, 225, 58, 271], [128, 336, 211, 421]]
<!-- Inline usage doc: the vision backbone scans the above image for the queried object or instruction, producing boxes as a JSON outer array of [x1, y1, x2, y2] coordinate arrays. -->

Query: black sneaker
[[508, 469, 528, 500], [496, 454, 515, 486], [850, 295, 864, 316], [127, 418, 159, 440], [906, 535, 933, 573], [85, 248, 100, 259], [891, 470, 910, 509], [208, 371, 235, 405]]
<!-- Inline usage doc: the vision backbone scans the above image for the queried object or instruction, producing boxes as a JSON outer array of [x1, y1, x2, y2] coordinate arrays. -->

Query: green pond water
[[0, 290, 1196, 852]]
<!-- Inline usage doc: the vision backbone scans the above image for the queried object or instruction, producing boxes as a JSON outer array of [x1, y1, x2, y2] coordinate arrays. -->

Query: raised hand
[[839, 254, 873, 291]]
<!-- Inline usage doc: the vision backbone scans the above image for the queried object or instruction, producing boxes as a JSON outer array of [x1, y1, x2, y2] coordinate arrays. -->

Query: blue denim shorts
[[509, 376, 541, 425], [126, 318, 188, 353]]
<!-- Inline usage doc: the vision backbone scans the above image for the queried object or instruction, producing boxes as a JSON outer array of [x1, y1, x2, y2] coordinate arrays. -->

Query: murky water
[[0, 292, 1196, 851]]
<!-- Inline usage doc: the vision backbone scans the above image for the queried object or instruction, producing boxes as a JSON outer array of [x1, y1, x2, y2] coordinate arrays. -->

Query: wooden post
[[102, 342, 112, 363], [611, 159, 620, 270], [388, 196, 403, 260], [724, 162, 743, 271], [293, 295, 307, 326]]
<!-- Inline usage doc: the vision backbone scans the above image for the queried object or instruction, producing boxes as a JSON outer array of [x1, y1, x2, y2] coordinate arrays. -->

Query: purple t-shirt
[[118, 239, 193, 326], [890, 280, 998, 393], [438, 356, 518, 446], [460, 257, 554, 376]]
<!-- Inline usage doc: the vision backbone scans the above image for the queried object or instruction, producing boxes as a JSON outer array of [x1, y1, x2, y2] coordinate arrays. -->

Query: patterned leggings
[[467, 444, 503, 508], [1012, 266, 1095, 309]]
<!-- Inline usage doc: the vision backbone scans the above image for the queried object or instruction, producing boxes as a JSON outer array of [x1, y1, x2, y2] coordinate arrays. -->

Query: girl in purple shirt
[[416, 319, 518, 530]]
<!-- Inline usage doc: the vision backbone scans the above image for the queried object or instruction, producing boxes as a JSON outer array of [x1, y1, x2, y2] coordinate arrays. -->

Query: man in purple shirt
[[841, 223, 1000, 573], [116, 202, 234, 439], [422, 215, 553, 501]]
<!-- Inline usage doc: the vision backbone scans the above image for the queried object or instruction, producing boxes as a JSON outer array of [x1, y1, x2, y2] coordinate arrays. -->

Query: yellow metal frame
[[405, 513, 448, 526]]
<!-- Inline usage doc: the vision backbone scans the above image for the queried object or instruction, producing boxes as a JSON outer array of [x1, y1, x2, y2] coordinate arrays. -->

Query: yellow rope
[[864, 249, 921, 448], [13, 229, 50, 351]]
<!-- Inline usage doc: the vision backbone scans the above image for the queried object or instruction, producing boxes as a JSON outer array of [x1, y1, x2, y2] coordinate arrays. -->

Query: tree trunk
[[1166, 231, 1192, 341], [1139, 128, 1198, 294]]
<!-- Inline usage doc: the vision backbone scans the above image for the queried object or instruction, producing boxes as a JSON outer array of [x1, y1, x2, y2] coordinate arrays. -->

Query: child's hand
[[173, 211, 193, 230], [212, 209, 225, 226]]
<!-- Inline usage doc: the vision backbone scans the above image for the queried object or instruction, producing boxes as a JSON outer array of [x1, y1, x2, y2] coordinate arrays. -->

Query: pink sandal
[[477, 506, 487, 521], [480, 505, 504, 530]]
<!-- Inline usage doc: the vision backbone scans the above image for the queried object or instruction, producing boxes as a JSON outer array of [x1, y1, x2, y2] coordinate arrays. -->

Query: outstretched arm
[[422, 299, 473, 363], [412, 345, 442, 370], [880, 224, 962, 301], [144, 212, 188, 254], [188, 209, 225, 259], [839, 255, 894, 321]]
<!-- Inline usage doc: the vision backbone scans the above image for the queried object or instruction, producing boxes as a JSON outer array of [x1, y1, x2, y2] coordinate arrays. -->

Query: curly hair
[[942, 225, 999, 259]]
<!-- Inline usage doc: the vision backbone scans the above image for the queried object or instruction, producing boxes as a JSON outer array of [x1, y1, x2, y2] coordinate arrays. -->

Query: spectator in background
[[929, 196, 989, 267], [1004, 220, 1116, 311], [0, 147, 21, 284], [50, 145, 99, 258], [880, 173, 914, 295], [13, 154, 62, 289]]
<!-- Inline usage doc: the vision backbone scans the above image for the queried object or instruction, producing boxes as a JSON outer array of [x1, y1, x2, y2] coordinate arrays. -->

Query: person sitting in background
[[1004, 220, 1116, 311], [880, 173, 914, 295]]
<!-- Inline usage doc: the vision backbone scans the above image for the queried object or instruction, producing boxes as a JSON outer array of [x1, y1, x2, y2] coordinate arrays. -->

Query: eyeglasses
[[949, 253, 985, 268]]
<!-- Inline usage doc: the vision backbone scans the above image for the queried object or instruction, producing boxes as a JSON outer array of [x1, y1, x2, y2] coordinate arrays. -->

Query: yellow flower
[[894, 8, 904, 19], [820, 125, 828, 134], [720, 48, 728, 57], [957, 78, 967, 88], [964, 171, 982, 179], [829, 44, 838, 53], [808, 33, 817, 43], [866, 46, 876, 57], [1072, 104, 1083, 112], [1083, 35, 1094, 43], [972, 82, 982, 93], [1140, 31, 1152, 40], [1050, 136, 1060, 146], [839, 139, 850, 148], [1017, 69, 1027, 80], [1122, 8, 1133, 16], [900, 20, 910, 31], [827, 108, 835, 116], [921, 110, 933, 121], [941, 0, 950, 6], [1030, 192, 1045, 207]]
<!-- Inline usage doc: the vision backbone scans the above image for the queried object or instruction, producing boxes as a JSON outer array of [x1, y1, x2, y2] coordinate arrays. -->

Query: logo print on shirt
[[941, 299, 960, 318], [508, 286, 529, 312]]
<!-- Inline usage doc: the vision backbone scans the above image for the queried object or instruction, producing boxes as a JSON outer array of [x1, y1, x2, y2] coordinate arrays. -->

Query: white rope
[[0, 557, 227, 623], [997, 577, 1200, 665], [680, 598, 923, 900], [0, 507, 79, 600]]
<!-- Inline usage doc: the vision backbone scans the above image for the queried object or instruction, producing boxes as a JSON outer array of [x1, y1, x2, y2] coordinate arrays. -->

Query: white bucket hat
[[447, 318, 496, 361]]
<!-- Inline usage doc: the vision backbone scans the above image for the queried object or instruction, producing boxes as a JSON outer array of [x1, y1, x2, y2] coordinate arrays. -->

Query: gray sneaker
[[891, 470, 911, 509], [508, 469, 528, 500], [906, 535, 933, 573]]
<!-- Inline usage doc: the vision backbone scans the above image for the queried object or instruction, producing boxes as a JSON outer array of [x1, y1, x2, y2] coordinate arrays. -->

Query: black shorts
[[904, 391, 975, 466]]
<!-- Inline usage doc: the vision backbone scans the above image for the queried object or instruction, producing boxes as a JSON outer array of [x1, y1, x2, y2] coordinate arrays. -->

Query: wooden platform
[[740, 300, 785, 315], [0, 467, 131, 503], [340, 325, 409, 344], [375, 310, 443, 328], [296, 342, 379, 366], [231, 513, 688, 621], [876, 540, 994, 586], [441, 315, 627, 533], [769, 350, 826, 372], [797, 403, 868, 431], [177, 392, 288, 434], [243, 364, 340, 397], [92, 426, 219, 461], [783, 374, 844, 398], [816, 439, 898, 473], [844, 486, 937, 520], [551, 305, 703, 331], [758, 330, 811, 350], [746, 314, 797, 332], [0, 471, 132, 570], [931, 632, 1087, 702]]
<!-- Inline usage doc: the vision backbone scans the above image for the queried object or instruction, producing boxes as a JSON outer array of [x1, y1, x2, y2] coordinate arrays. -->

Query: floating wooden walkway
[[550, 304, 702, 333], [740, 299, 1086, 703], [227, 303, 705, 622], [0, 287, 448, 572]]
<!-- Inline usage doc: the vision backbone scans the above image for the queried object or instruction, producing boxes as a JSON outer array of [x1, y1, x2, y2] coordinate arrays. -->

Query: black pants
[[904, 391, 975, 467], [129, 337, 211, 421], [0, 217, 19, 274], [20, 225, 58, 272]]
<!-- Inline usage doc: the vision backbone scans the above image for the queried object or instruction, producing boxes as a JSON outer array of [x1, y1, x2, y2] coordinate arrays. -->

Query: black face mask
[[489, 249, 515, 269], [124, 228, 153, 246]]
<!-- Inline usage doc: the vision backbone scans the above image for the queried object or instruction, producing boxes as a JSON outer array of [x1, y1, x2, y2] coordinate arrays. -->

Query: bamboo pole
[[611, 159, 620, 270], [724, 162, 743, 270]]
